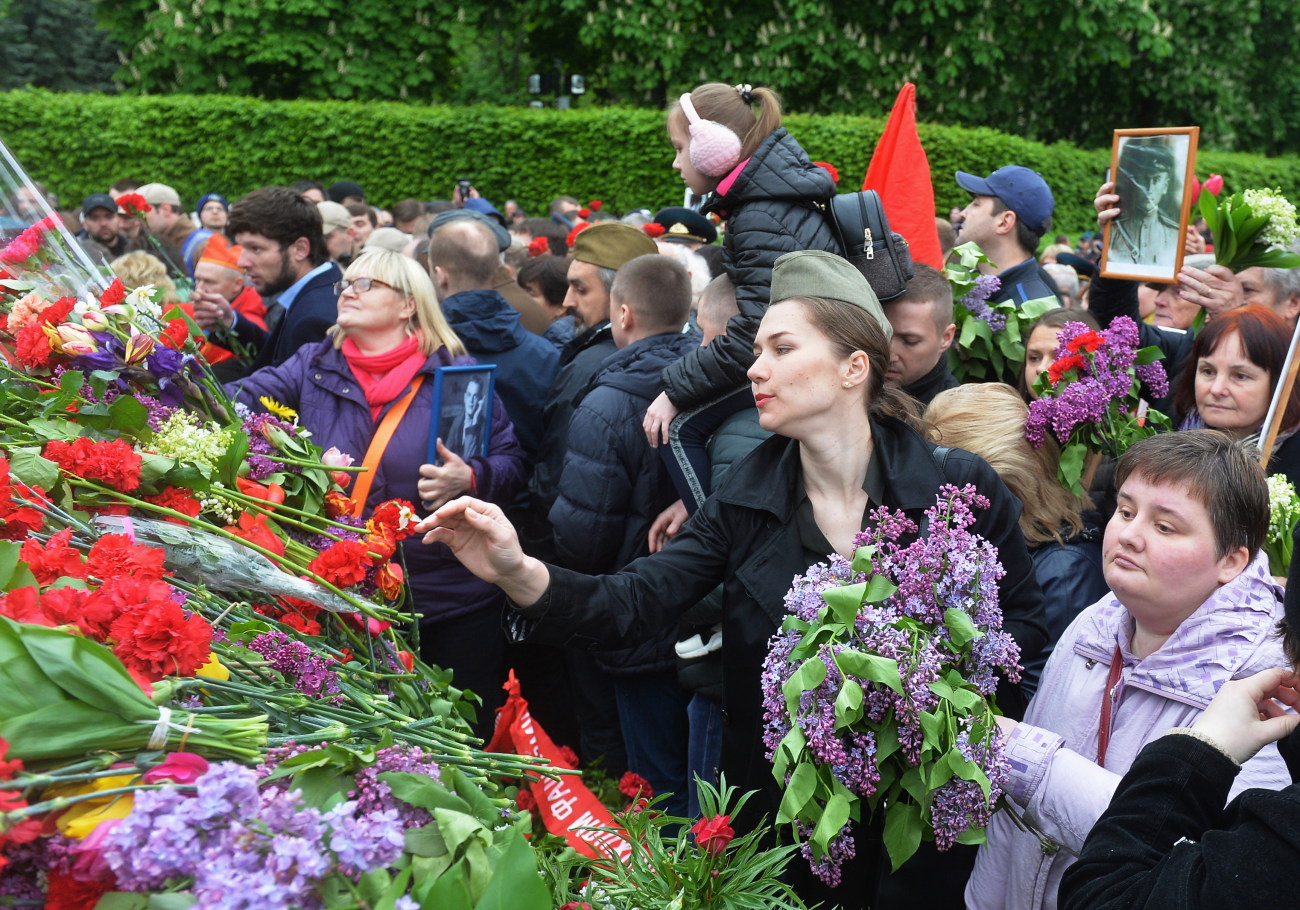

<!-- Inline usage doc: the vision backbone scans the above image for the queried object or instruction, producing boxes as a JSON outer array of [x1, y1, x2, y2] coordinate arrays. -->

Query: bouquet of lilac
[[1025, 315, 1169, 495], [946, 242, 1058, 383], [762, 485, 1021, 883]]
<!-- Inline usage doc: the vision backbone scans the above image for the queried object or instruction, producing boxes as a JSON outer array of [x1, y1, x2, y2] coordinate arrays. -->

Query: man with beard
[[205, 186, 340, 370], [76, 193, 130, 261]]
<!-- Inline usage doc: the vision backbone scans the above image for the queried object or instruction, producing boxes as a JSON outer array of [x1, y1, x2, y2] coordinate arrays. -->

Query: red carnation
[[44, 437, 143, 493], [1066, 330, 1104, 354], [40, 296, 76, 326], [82, 576, 175, 639], [12, 323, 58, 370], [99, 278, 127, 309], [558, 745, 580, 768], [565, 222, 592, 249], [368, 499, 415, 538], [0, 587, 45, 625], [143, 486, 203, 521], [527, 236, 550, 257], [85, 533, 167, 582], [588, 200, 603, 211], [308, 539, 373, 587], [20, 529, 86, 585], [618, 771, 653, 800], [1047, 353, 1087, 385], [110, 599, 212, 682], [691, 814, 735, 855], [578, 207, 591, 219], [279, 610, 322, 636], [642, 223, 666, 238], [516, 788, 538, 811], [116, 193, 151, 217], [159, 317, 192, 351], [37, 586, 92, 629], [45, 871, 115, 909]]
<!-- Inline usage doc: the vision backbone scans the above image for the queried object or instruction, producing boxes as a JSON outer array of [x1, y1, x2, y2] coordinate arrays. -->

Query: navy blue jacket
[[233, 261, 342, 370], [550, 330, 699, 674], [439, 289, 559, 461], [229, 340, 526, 622]]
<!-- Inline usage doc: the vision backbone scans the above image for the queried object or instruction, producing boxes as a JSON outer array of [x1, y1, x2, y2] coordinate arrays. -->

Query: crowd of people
[[13, 79, 1300, 910]]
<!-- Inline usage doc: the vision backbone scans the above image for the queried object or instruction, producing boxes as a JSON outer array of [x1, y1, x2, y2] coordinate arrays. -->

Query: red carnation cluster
[[0, 738, 42, 875], [43, 437, 143, 493], [255, 595, 324, 637], [0, 457, 43, 540], [527, 236, 550, 257], [618, 771, 654, 800], [159, 317, 192, 351], [115, 193, 151, 217], [308, 539, 372, 588], [109, 601, 211, 682], [143, 486, 203, 522], [0, 215, 59, 266], [10, 295, 75, 371], [566, 221, 592, 249], [1066, 330, 1104, 354]]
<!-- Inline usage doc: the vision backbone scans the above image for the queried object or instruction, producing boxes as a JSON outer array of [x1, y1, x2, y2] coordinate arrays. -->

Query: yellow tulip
[[196, 652, 230, 681]]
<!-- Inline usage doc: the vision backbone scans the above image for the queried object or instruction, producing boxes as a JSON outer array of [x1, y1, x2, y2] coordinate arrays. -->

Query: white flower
[[1243, 188, 1300, 249], [125, 284, 163, 319]]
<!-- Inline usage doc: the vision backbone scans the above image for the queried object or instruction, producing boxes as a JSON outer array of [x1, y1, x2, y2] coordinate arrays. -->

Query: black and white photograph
[[1101, 126, 1199, 282], [428, 364, 496, 464]]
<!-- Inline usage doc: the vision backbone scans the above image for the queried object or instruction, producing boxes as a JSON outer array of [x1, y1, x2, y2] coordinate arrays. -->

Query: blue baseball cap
[[955, 165, 1054, 233]]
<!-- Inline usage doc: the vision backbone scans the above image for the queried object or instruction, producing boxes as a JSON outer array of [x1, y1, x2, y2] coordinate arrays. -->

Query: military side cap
[[571, 222, 658, 270], [770, 250, 892, 341]]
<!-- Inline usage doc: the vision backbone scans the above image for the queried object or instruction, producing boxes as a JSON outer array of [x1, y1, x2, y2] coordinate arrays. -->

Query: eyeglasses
[[334, 277, 398, 294]]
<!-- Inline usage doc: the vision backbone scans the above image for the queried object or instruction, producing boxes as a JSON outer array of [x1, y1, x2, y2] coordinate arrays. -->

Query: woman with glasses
[[229, 249, 526, 738]]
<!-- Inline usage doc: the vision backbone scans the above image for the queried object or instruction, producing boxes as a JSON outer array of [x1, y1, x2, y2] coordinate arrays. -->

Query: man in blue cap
[[955, 165, 1061, 306]]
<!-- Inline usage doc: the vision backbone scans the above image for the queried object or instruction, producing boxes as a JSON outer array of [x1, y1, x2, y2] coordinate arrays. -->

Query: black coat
[[515, 416, 1045, 837], [660, 128, 839, 410], [233, 261, 342, 370], [1060, 731, 1300, 910], [549, 330, 700, 674]]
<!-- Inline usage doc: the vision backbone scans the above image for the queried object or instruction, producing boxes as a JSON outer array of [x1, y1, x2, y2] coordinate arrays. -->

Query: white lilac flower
[[153, 410, 234, 471], [1244, 188, 1300, 249]]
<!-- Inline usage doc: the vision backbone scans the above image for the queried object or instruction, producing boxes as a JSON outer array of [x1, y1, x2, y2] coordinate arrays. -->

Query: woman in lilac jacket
[[966, 431, 1292, 910], [229, 250, 525, 736]]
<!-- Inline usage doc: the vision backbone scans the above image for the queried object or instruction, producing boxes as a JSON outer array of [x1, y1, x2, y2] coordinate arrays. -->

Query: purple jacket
[[229, 340, 526, 622], [967, 551, 1292, 910]]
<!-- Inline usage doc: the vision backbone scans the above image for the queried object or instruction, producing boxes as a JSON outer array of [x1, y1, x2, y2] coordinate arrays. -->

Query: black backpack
[[824, 190, 915, 301]]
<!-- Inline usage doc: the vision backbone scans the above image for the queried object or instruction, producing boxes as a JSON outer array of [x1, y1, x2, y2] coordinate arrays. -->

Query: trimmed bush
[[3, 90, 1300, 238]]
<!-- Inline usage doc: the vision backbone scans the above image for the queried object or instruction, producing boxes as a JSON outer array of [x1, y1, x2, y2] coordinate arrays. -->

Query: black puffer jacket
[[660, 128, 839, 410], [549, 329, 700, 674]]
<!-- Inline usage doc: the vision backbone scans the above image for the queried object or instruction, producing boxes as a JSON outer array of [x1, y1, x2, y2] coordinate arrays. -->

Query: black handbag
[[824, 190, 915, 301]]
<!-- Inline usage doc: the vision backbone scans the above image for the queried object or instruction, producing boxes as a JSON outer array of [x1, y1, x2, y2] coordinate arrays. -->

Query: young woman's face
[[748, 301, 860, 438], [669, 117, 719, 196], [1023, 324, 1062, 399], [1194, 330, 1272, 439], [1104, 474, 1246, 636]]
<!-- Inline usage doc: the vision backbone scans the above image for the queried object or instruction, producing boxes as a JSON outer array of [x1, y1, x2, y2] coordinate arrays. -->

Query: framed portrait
[[1100, 127, 1200, 283], [427, 365, 496, 465]]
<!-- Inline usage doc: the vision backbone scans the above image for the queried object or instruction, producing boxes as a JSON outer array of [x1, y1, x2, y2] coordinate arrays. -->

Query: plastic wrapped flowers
[[761, 485, 1021, 885]]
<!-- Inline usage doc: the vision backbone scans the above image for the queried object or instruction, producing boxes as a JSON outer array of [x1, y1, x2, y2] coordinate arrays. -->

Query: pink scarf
[[340, 334, 426, 421]]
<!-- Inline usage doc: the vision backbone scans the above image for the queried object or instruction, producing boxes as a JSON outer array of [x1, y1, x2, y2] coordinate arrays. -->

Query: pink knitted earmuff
[[679, 93, 743, 178]]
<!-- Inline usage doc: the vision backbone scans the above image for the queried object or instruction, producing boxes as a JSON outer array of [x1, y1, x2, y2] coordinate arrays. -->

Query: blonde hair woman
[[110, 251, 181, 306], [927, 382, 1107, 694], [229, 249, 523, 739]]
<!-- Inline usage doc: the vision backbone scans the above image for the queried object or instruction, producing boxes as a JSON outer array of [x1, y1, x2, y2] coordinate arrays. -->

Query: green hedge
[[4, 90, 1300, 239]]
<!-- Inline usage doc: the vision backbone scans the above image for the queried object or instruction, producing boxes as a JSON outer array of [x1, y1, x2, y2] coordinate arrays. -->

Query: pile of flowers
[[1025, 316, 1169, 495], [946, 242, 1058, 383], [1196, 178, 1300, 272], [761, 485, 1020, 884]]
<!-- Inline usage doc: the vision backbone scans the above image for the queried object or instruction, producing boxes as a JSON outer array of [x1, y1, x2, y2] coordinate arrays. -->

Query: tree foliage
[[0, 0, 118, 93], [64, 0, 1300, 155]]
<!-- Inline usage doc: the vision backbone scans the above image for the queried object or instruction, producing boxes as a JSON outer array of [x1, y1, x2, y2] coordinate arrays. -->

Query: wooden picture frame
[[1100, 126, 1200, 283]]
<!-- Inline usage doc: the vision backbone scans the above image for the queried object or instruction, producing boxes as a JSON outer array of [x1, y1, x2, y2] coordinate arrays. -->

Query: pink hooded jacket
[[966, 551, 1291, 910]]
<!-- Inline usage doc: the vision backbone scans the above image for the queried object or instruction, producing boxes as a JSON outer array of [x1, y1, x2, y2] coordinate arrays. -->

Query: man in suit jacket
[[198, 186, 341, 372]]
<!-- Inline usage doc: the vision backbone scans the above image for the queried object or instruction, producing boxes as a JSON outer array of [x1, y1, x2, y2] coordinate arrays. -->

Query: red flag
[[862, 83, 944, 270], [488, 670, 635, 862]]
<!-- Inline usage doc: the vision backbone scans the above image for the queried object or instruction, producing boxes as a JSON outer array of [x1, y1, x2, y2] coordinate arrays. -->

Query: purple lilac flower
[[248, 631, 343, 702], [960, 276, 1006, 331], [797, 821, 857, 887], [323, 802, 406, 876], [350, 744, 442, 830], [0, 837, 53, 902]]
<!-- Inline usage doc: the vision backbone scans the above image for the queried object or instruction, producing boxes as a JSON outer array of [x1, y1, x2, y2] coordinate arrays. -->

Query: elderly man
[[190, 235, 275, 380]]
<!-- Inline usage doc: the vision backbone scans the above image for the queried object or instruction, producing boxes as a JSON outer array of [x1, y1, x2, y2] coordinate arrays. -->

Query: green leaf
[[883, 800, 923, 871], [1057, 444, 1087, 498], [432, 808, 492, 856], [834, 678, 864, 729], [943, 607, 981, 648], [821, 582, 866, 625], [919, 710, 945, 751], [863, 573, 897, 604], [380, 771, 472, 815], [1134, 345, 1164, 365], [778, 761, 818, 824], [94, 895, 149, 910], [0, 542, 22, 591], [147, 896, 197, 910], [783, 655, 828, 711], [108, 395, 150, 435], [406, 823, 450, 858], [7, 446, 61, 492], [811, 792, 850, 855], [472, 830, 552, 910], [835, 649, 903, 694]]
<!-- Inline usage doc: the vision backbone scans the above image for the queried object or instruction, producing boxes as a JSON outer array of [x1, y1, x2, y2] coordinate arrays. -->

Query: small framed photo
[[427, 365, 496, 465], [1101, 126, 1200, 283]]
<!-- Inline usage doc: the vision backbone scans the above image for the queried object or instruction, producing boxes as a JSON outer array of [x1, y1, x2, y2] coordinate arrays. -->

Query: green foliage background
[[3, 91, 1299, 237]]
